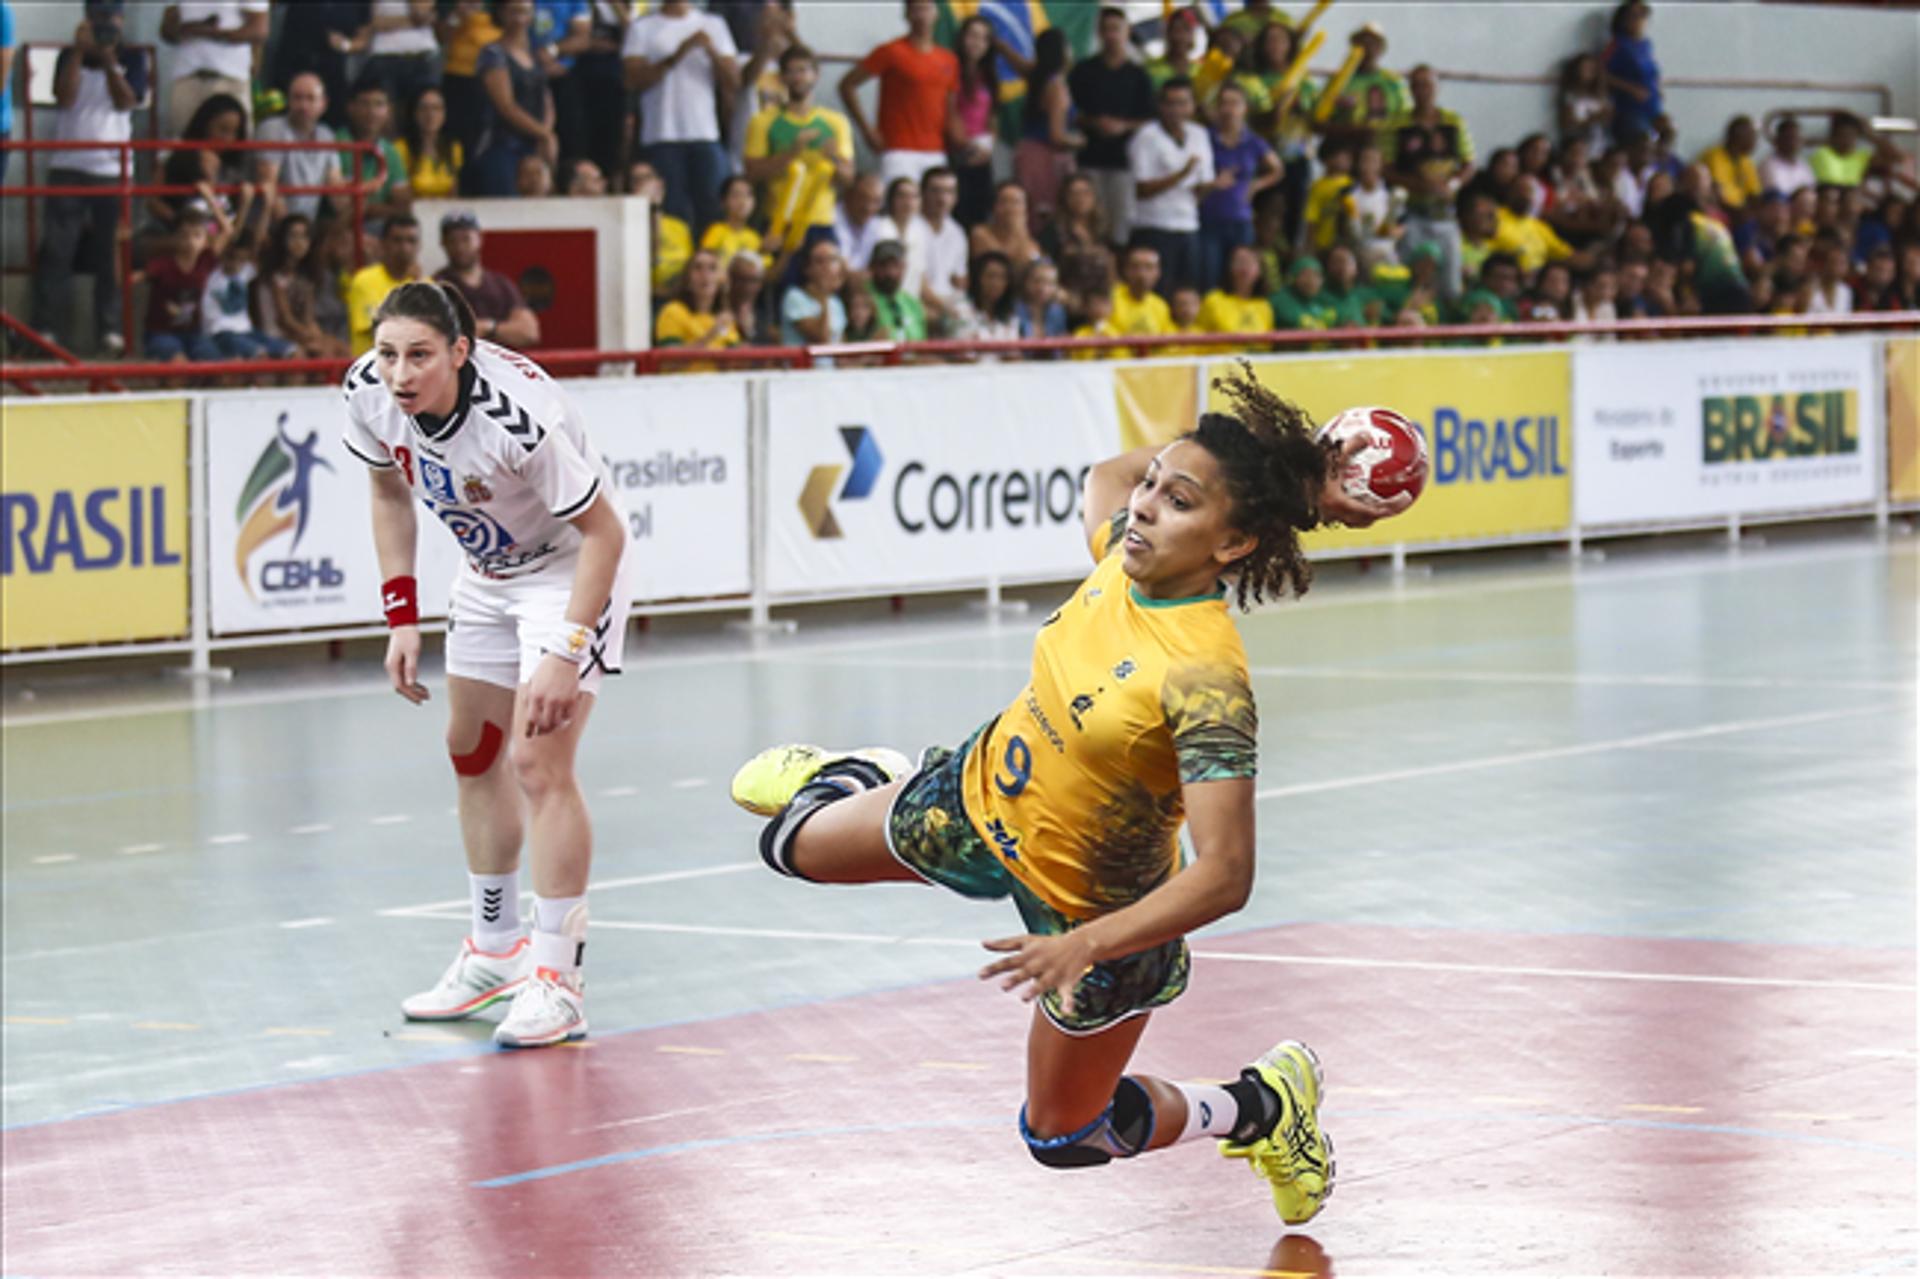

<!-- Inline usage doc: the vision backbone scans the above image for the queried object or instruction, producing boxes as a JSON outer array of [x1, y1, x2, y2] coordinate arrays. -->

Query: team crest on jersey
[[425, 500, 515, 557], [462, 474, 494, 504], [1069, 693, 1097, 730], [1113, 659, 1137, 682], [418, 457, 458, 504]]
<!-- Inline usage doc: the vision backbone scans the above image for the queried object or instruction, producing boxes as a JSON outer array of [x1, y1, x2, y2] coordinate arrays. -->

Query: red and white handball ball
[[1316, 406, 1429, 505]]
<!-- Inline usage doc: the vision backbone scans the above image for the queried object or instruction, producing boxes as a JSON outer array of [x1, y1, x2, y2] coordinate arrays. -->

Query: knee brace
[[758, 763, 885, 879], [450, 721, 506, 776], [1021, 1077, 1156, 1169]]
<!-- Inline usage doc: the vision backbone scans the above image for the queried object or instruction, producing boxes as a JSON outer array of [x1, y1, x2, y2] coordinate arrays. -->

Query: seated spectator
[[952, 251, 1019, 342], [866, 240, 928, 341], [1372, 239, 1443, 324], [1199, 81, 1281, 293], [1068, 289, 1127, 359], [1853, 244, 1909, 312], [833, 174, 887, 273], [1250, 191, 1289, 296], [1475, 252, 1524, 319], [1648, 163, 1749, 314], [468, 1, 556, 198], [339, 79, 413, 231], [1347, 141, 1403, 269], [1611, 131, 1652, 218], [1759, 117, 1814, 198], [565, 158, 608, 195], [968, 181, 1043, 268], [434, 210, 540, 347], [254, 213, 349, 359], [397, 85, 463, 200], [1200, 243, 1276, 337], [1493, 176, 1579, 275], [1520, 259, 1574, 321], [140, 202, 228, 362], [518, 151, 555, 196], [655, 247, 739, 353], [1804, 232, 1853, 315], [879, 175, 932, 297], [1853, 192, 1904, 264], [1270, 255, 1342, 330], [1013, 259, 1069, 341], [839, 0, 956, 190], [1038, 171, 1106, 264], [1166, 285, 1207, 354], [202, 234, 295, 359], [154, 93, 253, 256], [1615, 253, 1659, 318], [1768, 234, 1811, 310], [1069, 6, 1155, 245], [1603, 0, 1661, 144], [1647, 114, 1685, 186], [1736, 191, 1792, 276], [310, 216, 355, 344], [1060, 242, 1117, 323], [1514, 132, 1556, 216], [1110, 243, 1175, 335], [1643, 256, 1683, 315], [745, 44, 852, 275], [1549, 137, 1621, 245], [705, 175, 767, 266], [841, 283, 886, 347], [726, 249, 769, 344], [623, 0, 738, 229], [781, 237, 847, 348], [1458, 191, 1499, 287], [1557, 52, 1611, 155], [1384, 63, 1474, 299], [1303, 138, 1355, 253], [1809, 114, 1872, 189], [345, 213, 424, 353], [1013, 28, 1081, 230], [1699, 115, 1760, 218], [916, 166, 970, 330], [257, 74, 341, 224], [1322, 244, 1377, 326], [1459, 288, 1504, 327], [1573, 261, 1619, 325]]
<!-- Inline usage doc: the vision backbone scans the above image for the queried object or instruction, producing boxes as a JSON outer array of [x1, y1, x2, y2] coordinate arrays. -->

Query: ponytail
[[371, 280, 478, 349]]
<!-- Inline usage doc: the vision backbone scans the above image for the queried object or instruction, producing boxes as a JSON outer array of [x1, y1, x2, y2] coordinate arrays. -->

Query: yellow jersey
[[962, 518, 1257, 920], [701, 222, 765, 266], [346, 262, 419, 354], [1110, 285, 1174, 337], [1199, 290, 1274, 336]]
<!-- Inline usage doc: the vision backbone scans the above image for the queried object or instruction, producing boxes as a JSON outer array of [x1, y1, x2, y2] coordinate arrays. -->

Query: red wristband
[[382, 575, 420, 628]]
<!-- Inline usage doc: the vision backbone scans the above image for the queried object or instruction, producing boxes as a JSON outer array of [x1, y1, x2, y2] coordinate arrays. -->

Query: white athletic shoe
[[401, 936, 531, 1021], [494, 967, 588, 1048]]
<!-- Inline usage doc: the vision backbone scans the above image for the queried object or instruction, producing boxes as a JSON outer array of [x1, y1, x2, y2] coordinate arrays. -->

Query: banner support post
[[728, 374, 797, 637], [178, 395, 229, 681]]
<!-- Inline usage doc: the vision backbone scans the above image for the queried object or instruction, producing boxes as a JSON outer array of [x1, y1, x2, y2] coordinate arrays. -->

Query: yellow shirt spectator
[[652, 214, 693, 293], [1070, 319, 1124, 360], [1109, 284, 1174, 337], [1303, 172, 1355, 252], [442, 8, 501, 78], [656, 300, 740, 349], [744, 104, 854, 232], [701, 222, 765, 265], [1491, 206, 1573, 275], [1198, 290, 1275, 336], [396, 138, 464, 201], [345, 261, 420, 355], [1700, 144, 1760, 214]]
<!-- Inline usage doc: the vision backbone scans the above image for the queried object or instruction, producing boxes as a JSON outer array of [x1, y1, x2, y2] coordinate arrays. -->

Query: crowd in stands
[[14, 0, 1920, 369]]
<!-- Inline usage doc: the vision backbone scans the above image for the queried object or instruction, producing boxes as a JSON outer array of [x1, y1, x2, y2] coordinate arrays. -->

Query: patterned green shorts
[[885, 720, 1191, 1035]]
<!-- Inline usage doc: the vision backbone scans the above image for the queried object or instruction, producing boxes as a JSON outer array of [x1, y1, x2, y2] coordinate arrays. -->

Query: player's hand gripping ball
[[1316, 406, 1429, 506]]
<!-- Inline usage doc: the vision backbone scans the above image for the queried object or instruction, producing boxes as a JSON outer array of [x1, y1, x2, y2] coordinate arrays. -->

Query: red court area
[[4, 924, 1914, 1277]]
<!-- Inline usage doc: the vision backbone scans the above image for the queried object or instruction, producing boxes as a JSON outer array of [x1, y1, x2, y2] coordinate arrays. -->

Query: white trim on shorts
[[443, 551, 634, 694]]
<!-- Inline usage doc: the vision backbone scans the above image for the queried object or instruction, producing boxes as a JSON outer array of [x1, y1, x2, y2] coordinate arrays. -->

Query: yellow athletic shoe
[[1219, 1039, 1335, 1225], [729, 744, 910, 816]]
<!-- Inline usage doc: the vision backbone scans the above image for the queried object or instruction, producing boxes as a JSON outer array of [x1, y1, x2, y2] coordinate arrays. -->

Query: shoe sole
[[494, 1020, 589, 1049], [400, 980, 526, 1021]]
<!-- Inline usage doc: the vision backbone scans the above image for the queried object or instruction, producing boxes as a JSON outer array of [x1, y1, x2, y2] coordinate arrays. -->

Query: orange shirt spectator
[[838, 0, 957, 190]]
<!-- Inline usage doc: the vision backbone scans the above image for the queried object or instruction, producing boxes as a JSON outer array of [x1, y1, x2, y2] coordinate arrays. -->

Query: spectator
[[518, 152, 556, 197], [310, 217, 355, 344], [268, 0, 359, 130], [705, 175, 767, 265], [948, 15, 1002, 228], [953, 250, 1019, 343], [1736, 190, 1792, 275], [1164, 284, 1207, 353], [1853, 244, 1907, 312], [624, 0, 738, 229], [1014, 258, 1069, 340], [1557, 53, 1611, 155], [397, 86, 463, 200], [1549, 136, 1619, 245], [1322, 244, 1377, 325], [1477, 252, 1524, 318], [1219, 0, 1286, 43], [1039, 171, 1107, 263], [969, 181, 1042, 268], [730, 2, 794, 174], [1324, 23, 1406, 135], [1461, 144, 1519, 208], [254, 213, 349, 359], [781, 237, 847, 348], [144, 92, 251, 265], [1110, 243, 1174, 335], [1573, 260, 1619, 324], [1200, 243, 1275, 336], [1494, 176, 1580, 276], [1760, 117, 1815, 198], [1769, 234, 1811, 311], [574, 1, 634, 189], [1013, 28, 1081, 232], [470, 0, 558, 197], [1370, 238, 1443, 324], [1347, 142, 1405, 269], [838, 0, 957, 190], [531, 0, 593, 176], [630, 162, 692, 293], [726, 249, 769, 344], [202, 234, 295, 360], [1386, 64, 1474, 300], [832, 173, 886, 273], [1238, 21, 1315, 250], [564, 157, 608, 194], [1520, 259, 1574, 321], [1250, 191, 1288, 295], [1060, 243, 1117, 325], [1804, 231, 1852, 315], [1270, 255, 1341, 330], [360, 1, 441, 123], [1146, 7, 1197, 91], [257, 73, 341, 223], [1649, 163, 1749, 314], [1700, 115, 1760, 218], [1809, 113, 1872, 190], [345, 213, 424, 353], [1603, 0, 1660, 144], [865, 239, 928, 340], [32, 3, 148, 357], [1854, 193, 1906, 264], [1303, 139, 1356, 254], [1611, 132, 1653, 218], [1069, 288, 1122, 356], [842, 281, 886, 347], [438, 0, 503, 160], [1459, 288, 1505, 327], [1069, 6, 1155, 245], [916, 166, 969, 329], [1615, 254, 1657, 318], [656, 247, 739, 352], [1458, 191, 1499, 287], [1514, 133, 1556, 216], [743, 44, 853, 270], [435, 217, 545, 352], [1199, 81, 1281, 294], [1129, 78, 1219, 296], [340, 80, 414, 231], [140, 202, 229, 362], [159, 1, 268, 134], [879, 175, 931, 298]]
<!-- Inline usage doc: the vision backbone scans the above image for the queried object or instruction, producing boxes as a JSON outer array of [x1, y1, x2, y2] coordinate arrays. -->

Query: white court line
[[600, 785, 639, 797], [117, 843, 164, 856], [1254, 705, 1883, 801], [368, 814, 412, 826], [278, 917, 334, 930], [288, 823, 332, 835], [31, 854, 77, 865], [669, 778, 709, 790], [206, 833, 251, 846], [377, 861, 760, 917]]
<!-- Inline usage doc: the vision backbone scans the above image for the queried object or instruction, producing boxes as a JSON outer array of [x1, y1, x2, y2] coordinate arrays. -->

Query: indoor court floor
[[3, 527, 1915, 1277]]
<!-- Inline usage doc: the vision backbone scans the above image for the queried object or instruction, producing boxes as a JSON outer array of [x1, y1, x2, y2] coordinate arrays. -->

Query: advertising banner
[[209, 378, 750, 634], [1190, 351, 1573, 550], [1888, 337, 1919, 504], [766, 364, 1122, 595], [1, 399, 191, 650], [1573, 337, 1881, 525]]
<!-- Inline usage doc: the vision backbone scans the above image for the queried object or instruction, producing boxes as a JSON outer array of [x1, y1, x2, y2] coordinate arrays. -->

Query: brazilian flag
[[935, 1, 1101, 144]]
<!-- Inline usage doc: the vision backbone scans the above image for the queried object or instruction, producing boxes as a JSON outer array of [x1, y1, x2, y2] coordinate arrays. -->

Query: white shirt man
[[915, 168, 967, 312], [622, 3, 738, 148], [161, 1, 269, 132], [1128, 115, 1214, 233]]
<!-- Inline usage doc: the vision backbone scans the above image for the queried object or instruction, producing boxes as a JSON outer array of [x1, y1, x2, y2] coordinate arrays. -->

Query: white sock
[[1171, 1082, 1243, 1146], [530, 894, 587, 974], [469, 872, 521, 953]]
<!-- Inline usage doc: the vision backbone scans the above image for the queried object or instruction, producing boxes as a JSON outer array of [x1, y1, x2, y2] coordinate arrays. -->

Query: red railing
[[1, 310, 1915, 393]]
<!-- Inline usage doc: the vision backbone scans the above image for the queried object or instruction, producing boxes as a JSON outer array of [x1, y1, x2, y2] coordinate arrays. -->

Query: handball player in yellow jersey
[[731, 367, 1408, 1222]]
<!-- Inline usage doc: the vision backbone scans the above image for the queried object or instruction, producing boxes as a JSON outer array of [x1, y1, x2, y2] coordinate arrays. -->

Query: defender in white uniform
[[346, 281, 632, 1048]]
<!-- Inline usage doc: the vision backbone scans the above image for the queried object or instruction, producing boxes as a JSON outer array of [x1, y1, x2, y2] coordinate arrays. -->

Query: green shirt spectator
[[1809, 115, 1873, 188], [1270, 256, 1344, 329], [865, 240, 927, 341]]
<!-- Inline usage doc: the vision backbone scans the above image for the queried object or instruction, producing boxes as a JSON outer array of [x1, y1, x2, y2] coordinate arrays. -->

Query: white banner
[[208, 378, 749, 635], [1573, 337, 1882, 525], [765, 364, 1122, 595]]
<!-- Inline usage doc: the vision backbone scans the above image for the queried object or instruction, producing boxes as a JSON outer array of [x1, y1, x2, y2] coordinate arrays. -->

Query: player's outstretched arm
[[1082, 444, 1165, 561], [1319, 434, 1413, 528], [369, 467, 426, 704]]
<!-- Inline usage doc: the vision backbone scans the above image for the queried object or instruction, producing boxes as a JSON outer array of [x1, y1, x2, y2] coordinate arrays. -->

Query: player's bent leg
[[782, 779, 924, 884]]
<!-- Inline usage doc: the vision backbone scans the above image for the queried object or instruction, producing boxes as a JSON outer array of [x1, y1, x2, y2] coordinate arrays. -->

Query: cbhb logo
[[799, 426, 884, 539], [234, 414, 340, 598]]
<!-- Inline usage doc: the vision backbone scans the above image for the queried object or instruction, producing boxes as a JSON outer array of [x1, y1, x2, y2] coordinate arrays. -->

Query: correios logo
[[799, 426, 884, 539], [234, 414, 340, 598]]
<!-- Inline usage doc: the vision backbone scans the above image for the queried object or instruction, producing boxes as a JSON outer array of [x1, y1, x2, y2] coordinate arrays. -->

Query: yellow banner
[[1889, 338, 1920, 504], [1114, 352, 1574, 550], [1, 399, 191, 650]]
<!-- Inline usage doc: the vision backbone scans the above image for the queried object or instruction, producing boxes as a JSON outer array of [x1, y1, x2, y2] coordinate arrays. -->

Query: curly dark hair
[[1186, 361, 1332, 609]]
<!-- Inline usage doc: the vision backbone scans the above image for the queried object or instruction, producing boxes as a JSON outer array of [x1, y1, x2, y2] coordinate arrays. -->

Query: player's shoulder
[[467, 344, 566, 453]]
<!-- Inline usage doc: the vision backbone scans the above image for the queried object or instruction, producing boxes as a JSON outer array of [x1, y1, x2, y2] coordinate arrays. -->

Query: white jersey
[[342, 343, 619, 580]]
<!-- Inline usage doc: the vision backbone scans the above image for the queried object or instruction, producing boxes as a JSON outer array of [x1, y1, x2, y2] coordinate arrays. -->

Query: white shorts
[[443, 554, 633, 695]]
